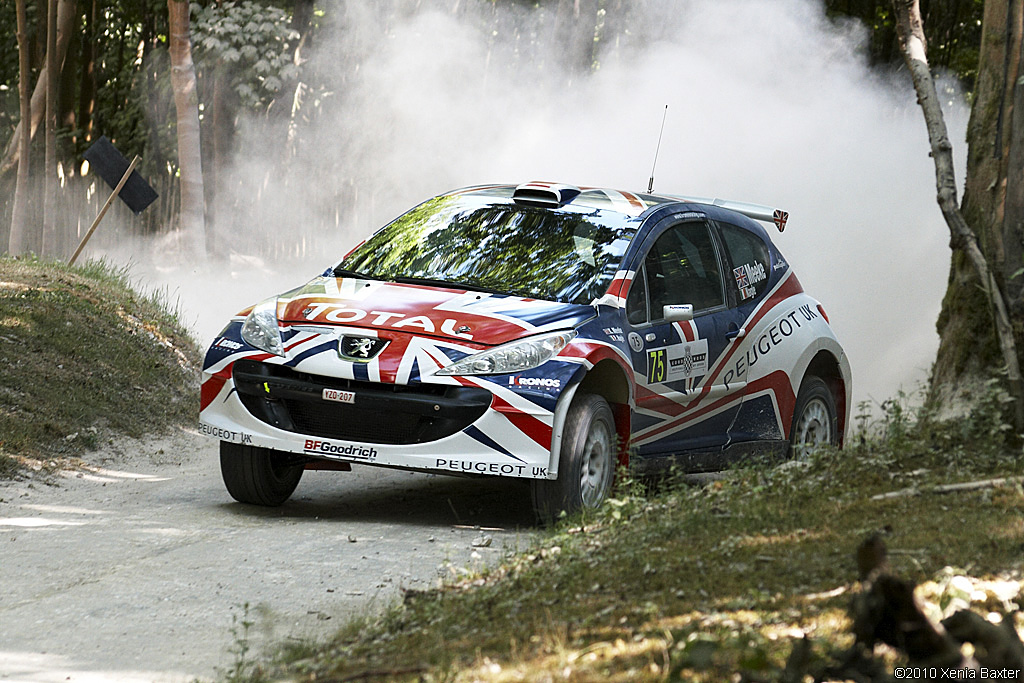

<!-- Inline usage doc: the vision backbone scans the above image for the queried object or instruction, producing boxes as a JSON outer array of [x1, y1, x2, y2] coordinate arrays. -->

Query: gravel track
[[0, 429, 537, 682]]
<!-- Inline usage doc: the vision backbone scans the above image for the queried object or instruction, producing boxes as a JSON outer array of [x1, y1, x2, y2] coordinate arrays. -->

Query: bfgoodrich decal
[[304, 440, 378, 460]]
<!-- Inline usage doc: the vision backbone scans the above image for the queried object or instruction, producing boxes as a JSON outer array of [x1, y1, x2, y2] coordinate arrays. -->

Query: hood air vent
[[512, 181, 582, 207]]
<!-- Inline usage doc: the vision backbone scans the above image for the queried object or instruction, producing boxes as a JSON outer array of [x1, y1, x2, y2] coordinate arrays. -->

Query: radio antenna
[[647, 104, 668, 193]]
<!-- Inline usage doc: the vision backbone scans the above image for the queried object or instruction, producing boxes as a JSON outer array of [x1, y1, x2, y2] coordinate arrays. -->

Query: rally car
[[199, 181, 851, 520]]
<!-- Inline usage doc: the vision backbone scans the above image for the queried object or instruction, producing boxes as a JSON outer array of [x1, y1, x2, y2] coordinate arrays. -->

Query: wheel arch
[[801, 349, 849, 446], [573, 358, 632, 467]]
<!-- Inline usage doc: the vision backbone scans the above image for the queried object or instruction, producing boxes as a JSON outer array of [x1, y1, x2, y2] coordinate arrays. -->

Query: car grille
[[286, 400, 419, 443], [231, 360, 492, 445]]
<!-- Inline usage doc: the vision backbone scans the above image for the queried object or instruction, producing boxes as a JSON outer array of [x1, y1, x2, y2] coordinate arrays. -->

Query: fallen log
[[871, 476, 1024, 501]]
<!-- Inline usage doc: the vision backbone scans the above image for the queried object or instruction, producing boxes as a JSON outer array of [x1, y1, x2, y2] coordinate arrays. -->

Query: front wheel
[[789, 376, 838, 459], [531, 393, 617, 523], [220, 441, 304, 506]]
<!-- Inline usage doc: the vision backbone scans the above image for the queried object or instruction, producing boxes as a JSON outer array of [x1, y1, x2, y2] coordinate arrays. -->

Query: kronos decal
[[508, 376, 562, 389]]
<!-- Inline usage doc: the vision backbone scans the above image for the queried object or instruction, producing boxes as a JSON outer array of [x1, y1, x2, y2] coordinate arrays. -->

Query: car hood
[[276, 276, 596, 345]]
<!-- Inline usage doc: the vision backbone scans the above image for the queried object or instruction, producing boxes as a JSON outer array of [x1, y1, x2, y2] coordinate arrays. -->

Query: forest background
[[0, 0, 1003, 413]]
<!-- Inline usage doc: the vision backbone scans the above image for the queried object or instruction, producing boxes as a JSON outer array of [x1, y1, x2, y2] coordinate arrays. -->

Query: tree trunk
[[205, 63, 228, 259], [9, 0, 33, 256], [77, 0, 97, 146], [0, 0, 77, 181], [275, 0, 314, 158], [42, 0, 59, 256], [931, 0, 1024, 419], [552, 0, 600, 80], [894, 0, 1024, 431], [1003, 11, 1024, 321], [168, 0, 207, 258]]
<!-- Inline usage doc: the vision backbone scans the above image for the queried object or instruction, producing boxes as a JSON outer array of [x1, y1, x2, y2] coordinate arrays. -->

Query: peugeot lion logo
[[349, 338, 374, 357], [339, 335, 387, 361]]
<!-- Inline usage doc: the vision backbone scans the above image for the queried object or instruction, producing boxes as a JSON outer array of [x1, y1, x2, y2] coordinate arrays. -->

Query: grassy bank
[[242, 396, 1024, 682], [0, 256, 201, 477]]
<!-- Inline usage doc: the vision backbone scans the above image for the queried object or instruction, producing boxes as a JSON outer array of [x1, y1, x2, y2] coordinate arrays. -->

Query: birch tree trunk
[[8, 0, 33, 256], [893, 0, 1024, 432], [168, 0, 207, 258]]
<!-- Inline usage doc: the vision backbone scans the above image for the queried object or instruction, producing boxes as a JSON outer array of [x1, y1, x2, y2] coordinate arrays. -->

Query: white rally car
[[199, 182, 851, 519]]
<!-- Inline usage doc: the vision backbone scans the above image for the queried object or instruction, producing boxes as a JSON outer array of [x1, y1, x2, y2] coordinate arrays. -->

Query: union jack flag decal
[[733, 265, 750, 289], [773, 209, 789, 232]]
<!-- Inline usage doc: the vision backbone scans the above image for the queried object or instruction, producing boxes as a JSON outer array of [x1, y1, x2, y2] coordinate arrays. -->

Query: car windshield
[[337, 195, 637, 304]]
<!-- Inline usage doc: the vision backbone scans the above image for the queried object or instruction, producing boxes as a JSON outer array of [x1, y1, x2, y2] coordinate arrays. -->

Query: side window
[[625, 265, 648, 325], [719, 223, 771, 303], [644, 222, 724, 318]]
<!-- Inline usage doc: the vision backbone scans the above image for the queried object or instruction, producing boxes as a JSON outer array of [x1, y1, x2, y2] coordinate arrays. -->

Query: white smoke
[[111, 0, 967, 411]]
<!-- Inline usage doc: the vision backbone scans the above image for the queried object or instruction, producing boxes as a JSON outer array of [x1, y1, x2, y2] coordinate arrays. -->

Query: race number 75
[[647, 349, 666, 384]]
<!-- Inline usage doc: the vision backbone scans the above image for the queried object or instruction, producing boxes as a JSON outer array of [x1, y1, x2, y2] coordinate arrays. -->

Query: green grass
[[240, 392, 1024, 682], [0, 255, 202, 475]]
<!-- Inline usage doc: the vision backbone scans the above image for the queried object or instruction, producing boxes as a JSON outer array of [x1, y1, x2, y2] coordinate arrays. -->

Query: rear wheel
[[220, 441, 304, 506], [790, 376, 838, 459], [531, 394, 617, 523]]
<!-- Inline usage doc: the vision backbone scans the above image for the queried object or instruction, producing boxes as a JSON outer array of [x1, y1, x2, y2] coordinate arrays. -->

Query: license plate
[[322, 388, 355, 404]]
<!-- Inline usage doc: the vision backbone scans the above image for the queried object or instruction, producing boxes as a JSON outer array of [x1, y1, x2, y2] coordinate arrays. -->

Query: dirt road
[[0, 429, 537, 682]]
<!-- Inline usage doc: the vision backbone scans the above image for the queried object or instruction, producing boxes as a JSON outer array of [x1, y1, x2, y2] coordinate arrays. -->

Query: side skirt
[[630, 439, 790, 476]]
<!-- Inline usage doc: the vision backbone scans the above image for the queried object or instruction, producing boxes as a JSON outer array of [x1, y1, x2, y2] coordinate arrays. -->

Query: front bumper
[[200, 357, 573, 480], [231, 359, 493, 445]]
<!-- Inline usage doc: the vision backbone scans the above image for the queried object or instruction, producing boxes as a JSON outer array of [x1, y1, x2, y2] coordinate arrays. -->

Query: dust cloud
[[100, 0, 967, 412]]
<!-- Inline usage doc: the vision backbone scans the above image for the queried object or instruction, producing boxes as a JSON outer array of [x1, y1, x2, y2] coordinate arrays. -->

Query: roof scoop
[[513, 181, 582, 207]]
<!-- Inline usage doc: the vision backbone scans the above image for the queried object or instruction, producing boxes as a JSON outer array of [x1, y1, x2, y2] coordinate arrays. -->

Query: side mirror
[[663, 304, 694, 322]]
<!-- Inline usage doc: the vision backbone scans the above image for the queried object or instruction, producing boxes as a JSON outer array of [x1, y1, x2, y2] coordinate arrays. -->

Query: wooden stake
[[69, 154, 140, 266]]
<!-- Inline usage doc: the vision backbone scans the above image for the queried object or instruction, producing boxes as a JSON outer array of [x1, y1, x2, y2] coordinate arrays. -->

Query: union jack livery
[[200, 182, 851, 520]]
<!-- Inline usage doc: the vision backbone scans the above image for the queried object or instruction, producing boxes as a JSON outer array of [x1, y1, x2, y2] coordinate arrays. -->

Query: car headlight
[[436, 330, 576, 376], [240, 297, 284, 356]]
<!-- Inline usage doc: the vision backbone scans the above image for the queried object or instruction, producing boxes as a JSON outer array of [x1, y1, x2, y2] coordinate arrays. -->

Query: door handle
[[725, 326, 746, 340]]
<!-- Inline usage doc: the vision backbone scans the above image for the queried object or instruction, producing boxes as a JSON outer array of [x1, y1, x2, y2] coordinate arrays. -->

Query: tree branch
[[870, 475, 1024, 500]]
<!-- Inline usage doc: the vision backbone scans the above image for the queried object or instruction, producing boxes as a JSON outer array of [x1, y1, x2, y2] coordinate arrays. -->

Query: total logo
[[296, 303, 473, 339], [508, 375, 561, 389], [303, 439, 378, 460]]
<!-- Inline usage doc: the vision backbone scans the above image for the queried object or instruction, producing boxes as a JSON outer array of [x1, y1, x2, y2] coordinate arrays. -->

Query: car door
[[715, 220, 785, 444], [624, 217, 745, 460]]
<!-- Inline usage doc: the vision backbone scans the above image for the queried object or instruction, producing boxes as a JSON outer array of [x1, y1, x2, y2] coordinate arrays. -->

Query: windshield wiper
[[331, 267, 385, 281], [391, 276, 506, 296]]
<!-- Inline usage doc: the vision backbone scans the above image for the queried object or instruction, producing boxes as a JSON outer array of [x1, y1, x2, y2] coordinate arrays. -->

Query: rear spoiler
[[665, 195, 789, 232]]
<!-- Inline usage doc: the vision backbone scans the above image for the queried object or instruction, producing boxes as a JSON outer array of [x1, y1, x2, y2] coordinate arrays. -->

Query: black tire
[[789, 376, 838, 459], [531, 393, 617, 523], [220, 441, 304, 506]]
